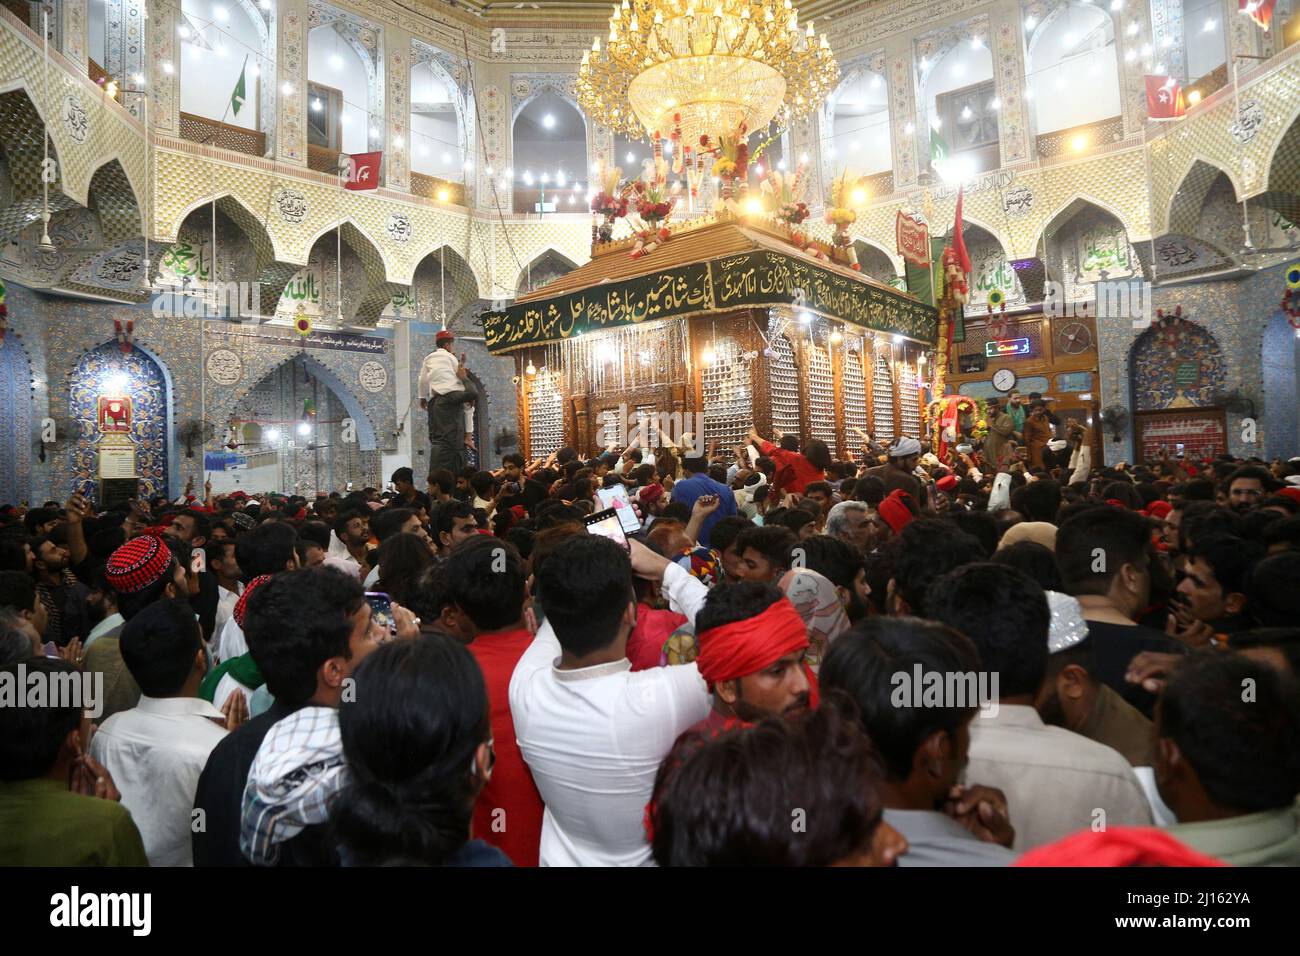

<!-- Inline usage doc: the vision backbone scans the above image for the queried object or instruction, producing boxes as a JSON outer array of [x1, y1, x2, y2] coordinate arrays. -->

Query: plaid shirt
[[240, 706, 347, 866]]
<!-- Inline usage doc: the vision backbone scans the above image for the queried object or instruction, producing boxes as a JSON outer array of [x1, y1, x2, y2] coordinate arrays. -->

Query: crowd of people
[[2, 418, 1299, 868]]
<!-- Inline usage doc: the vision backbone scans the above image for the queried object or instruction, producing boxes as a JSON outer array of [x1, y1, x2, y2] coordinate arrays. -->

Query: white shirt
[[1069, 444, 1091, 484], [213, 582, 244, 646], [324, 530, 363, 581], [214, 614, 247, 665], [89, 695, 229, 866], [964, 704, 1153, 851], [417, 348, 463, 400], [509, 562, 710, 866], [363, 564, 381, 588]]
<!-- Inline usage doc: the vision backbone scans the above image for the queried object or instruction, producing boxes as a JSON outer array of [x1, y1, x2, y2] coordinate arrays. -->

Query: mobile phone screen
[[584, 508, 630, 551], [365, 591, 396, 636], [596, 485, 641, 535]]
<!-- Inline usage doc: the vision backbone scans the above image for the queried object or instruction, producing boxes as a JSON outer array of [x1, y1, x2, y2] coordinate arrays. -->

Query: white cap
[[1047, 439, 1068, 452], [890, 436, 922, 457], [1046, 591, 1089, 654]]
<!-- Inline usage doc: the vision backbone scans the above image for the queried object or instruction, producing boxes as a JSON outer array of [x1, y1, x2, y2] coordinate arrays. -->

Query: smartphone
[[365, 591, 396, 637], [1175, 443, 1185, 456], [596, 485, 641, 535], [584, 508, 630, 551]]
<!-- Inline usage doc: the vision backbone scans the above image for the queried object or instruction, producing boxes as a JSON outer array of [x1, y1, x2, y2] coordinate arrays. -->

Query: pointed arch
[[407, 245, 483, 325], [1165, 156, 1242, 237], [1030, 193, 1136, 259], [515, 247, 580, 297], [0, 86, 76, 245], [86, 158, 142, 245]]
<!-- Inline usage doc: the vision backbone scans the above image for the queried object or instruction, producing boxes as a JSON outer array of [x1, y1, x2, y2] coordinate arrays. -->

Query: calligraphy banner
[[483, 251, 938, 353], [208, 324, 388, 354], [896, 211, 931, 268]]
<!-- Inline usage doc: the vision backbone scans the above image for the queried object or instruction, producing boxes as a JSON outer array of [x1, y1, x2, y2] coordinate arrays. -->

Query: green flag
[[229, 57, 248, 118], [930, 126, 948, 168]]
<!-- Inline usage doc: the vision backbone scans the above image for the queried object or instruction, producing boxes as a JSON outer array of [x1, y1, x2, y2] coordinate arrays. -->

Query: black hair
[[707, 464, 728, 485], [0, 570, 37, 614], [434, 499, 475, 544], [176, 508, 212, 541], [1261, 514, 1300, 551], [803, 439, 832, 471], [1018, 479, 1062, 523], [772, 508, 816, 536], [1158, 651, 1300, 813], [682, 455, 707, 474], [0, 537, 28, 573], [820, 617, 982, 780], [1246, 552, 1300, 627], [734, 526, 797, 573], [942, 510, 997, 557], [369, 507, 416, 544], [992, 541, 1065, 592], [22, 507, 60, 535], [374, 533, 434, 608], [1055, 505, 1151, 596], [1231, 627, 1300, 677], [779, 434, 800, 452], [659, 501, 690, 524], [119, 598, 201, 697], [470, 471, 497, 499], [116, 558, 182, 621], [1186, 534, 1263, 599], [444, 536, 526, 632], [694, 580, 784, 634], [709, 516, 754, 557], [332, 635, 490, 866], [1226, 465, 1273, 492], [204, 537, 237, 570], [926, 562, 1051, 698], [1258, 495, 1299, 515], [236, 520, 299, 579], [427, 469, 456, 495], [0, 657, 82, 780], [804, 480, 833, 499], [649, 706, 886, 866], [402, 561, 451, 626], [854, 475, 885, 507], [244, 567, 365, 707], [533, 535, 634, 658], [1179, 503, 1242, 554], [797, 534, 863, 592], [890, 519, 985, 617], [295, 520, 332, 552], [390, 467, 415, 485]]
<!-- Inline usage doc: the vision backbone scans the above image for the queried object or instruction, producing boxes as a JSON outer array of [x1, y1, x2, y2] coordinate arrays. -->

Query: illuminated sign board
[[985, 337, 1031, 358]]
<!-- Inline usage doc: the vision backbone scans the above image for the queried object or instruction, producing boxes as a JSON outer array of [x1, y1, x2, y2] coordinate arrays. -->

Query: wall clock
[[992, 368, 1017, 393]]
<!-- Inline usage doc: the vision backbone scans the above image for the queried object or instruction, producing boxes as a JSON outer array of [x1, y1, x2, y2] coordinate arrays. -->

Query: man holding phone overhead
[[669, 454, 736, 549]]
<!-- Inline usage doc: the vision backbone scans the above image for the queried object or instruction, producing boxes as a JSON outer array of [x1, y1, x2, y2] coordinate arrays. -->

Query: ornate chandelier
[[577, 0, 839, 147]]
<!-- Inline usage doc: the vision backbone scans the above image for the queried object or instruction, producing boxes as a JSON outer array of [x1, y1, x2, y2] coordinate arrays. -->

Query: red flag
[[896, 210, 930, 268], [1239, 0, 1277, 29], [952, 187, 972, 275], [342, 151, 382, 191], [1145, 75, 1187, 120]]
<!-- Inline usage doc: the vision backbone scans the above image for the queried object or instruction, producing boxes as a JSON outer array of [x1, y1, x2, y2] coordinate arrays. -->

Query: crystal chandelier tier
[[577, 0, 839, 146]]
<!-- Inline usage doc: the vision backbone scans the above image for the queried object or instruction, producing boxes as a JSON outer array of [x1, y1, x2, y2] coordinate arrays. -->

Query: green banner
[[483, 249, 939, 353]]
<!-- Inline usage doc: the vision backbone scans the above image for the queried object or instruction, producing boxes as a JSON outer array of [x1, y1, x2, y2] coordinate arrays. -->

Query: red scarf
[[696, 598, 808, 688]]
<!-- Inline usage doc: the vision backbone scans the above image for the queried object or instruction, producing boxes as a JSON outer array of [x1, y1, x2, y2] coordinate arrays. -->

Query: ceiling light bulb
[[543, 113, 555, 128], [329, 54, 343, 70], [214, 6, 228, 21]]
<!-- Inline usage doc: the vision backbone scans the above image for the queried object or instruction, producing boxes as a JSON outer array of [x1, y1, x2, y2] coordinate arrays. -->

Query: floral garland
[[627, 143, 679, 260], [699, 122, 749, 208], [589, 164, 630, 245], [1282, 263, 1300, 329], [825, 170, 868, 270]]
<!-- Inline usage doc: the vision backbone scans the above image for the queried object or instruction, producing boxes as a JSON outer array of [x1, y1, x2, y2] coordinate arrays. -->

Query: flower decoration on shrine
[[825, 170, 869, 270], [933, 394, 980, 461], [627, 151, 679, 259], [699, 122, 750, 208], [590, 165, 630, 245], [1153, 306, 1191, 353]]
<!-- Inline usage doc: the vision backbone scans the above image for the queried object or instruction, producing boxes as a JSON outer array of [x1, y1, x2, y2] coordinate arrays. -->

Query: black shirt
[[192, 700, 334, 867], [1083, 620, 1188, 718], [498, 478, 548, 516]]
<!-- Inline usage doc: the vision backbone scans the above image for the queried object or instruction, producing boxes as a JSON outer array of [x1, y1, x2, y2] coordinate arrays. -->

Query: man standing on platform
[[417, 330, 478, 475]]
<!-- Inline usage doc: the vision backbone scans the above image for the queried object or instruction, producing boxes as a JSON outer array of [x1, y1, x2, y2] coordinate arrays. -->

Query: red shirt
[[626, 603, 688, 671], [468, 627, 545, 867], [760, 440, 825, 496]]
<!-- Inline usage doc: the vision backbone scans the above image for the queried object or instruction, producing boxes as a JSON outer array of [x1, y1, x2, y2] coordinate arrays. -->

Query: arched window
[[828, 71, 891, 175], [513, 93, 586, 214], [1184, 0, 1227, 84], [177, 0, 267, 133], [921, 38, 996, 174], [1026, 4, 1120, 136], [410, 63, 465, 182], [307, 24, 373, 156]]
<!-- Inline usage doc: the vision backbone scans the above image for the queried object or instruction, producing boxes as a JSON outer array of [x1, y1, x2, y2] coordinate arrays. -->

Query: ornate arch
[[1164, 156, 1243, 237], [1128, 316, 1226, 412]]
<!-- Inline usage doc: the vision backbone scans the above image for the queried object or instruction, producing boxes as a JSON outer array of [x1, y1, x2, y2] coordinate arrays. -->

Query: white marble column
[[990, 1, 1032, 166], [885, 34, 919, 191], [146, 0, 179, 136]]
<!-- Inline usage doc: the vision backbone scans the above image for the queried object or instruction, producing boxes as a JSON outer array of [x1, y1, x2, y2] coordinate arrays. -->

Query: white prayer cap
[[1286, 475, 1300, 488], [1047, 440, 1068, 452], [890, 436, 922, 457], [1046, 591, 1089, 654]]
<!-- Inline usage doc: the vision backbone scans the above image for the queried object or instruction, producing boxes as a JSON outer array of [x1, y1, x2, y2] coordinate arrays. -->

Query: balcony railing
[[410, 172, 465, 205], [179, 112, 266, 158], [1186, 64, 1230, 103], [307, 143, 343, 176], [1035, 116, 1125, 160]]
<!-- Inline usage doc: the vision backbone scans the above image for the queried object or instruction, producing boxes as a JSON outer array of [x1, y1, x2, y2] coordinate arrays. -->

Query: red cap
[[936, 475, 959, 493], [1277, 487, 1300, 506], [1144, 500, 1173, 520], [233, 574, 274, 630], [436, 330, 455, 344], [106, 534, 173, 594], [638, 483, 665, 509]]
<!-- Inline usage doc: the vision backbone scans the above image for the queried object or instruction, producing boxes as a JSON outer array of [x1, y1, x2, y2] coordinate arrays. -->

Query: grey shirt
[[884, 809, 1016, 867]]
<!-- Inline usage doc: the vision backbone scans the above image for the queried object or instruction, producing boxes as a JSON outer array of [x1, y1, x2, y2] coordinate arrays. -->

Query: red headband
[[233, 574, 274, 630], [695, 598, 809, 688]]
